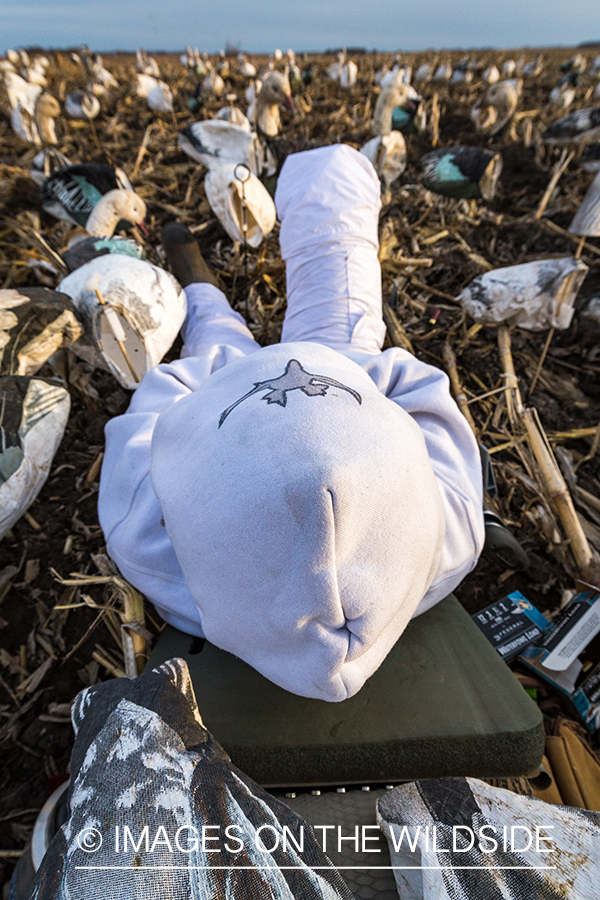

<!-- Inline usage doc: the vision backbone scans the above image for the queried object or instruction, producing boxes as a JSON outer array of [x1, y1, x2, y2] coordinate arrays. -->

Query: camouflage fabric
[[0, 288, 81, 377], [377, 776, 600, 900], [27, 658, 355, 900]]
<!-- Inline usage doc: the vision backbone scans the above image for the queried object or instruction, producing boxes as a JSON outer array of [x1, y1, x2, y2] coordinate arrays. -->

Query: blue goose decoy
[[543, 107, 600, 144], [0, 374, 71, 540], [421, 145, 503, 201], [62, 234, 147, 272], [40, 163, 136, 227]]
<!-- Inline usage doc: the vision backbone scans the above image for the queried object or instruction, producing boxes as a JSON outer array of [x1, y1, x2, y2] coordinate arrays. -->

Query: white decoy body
[[3, 72, 59, 144], [23, 60, 47, 86], [0, 376, 71, 540], [433, 64, 452, 82], [179, 120, 262, 173], [483, 65, 500, 85], [415, 62, 433, 83], [543, 108, 600, 144], [380, 64, 408, 88], [340, 59, 358, 89], [58, 256, 186, 390], [375, 63, 390, 86], [549, 81, 576, 112], [203, 68, 225, 97], [135, 74, 174, 112], [214, 105, 252, 130], [91, 55, 118, 88], [238, 54, 257, 78], [360, 131, 407, 186], [180, 46, 193, 68], [502, 59, 517, 77], [569, 146, 600, 238], [522, 56, 543, 77], [326, 51, 345, 81], [458, 258, 588, 331], [4, 70, 40, 112], [451, 68, 473, 84]]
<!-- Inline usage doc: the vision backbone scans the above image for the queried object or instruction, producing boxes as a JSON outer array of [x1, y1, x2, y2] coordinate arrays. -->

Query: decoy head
[[35, 92, 60, 119], [86, 189, 147, 237], [472, 79, 521, 134], [259, 71, 294, 111]]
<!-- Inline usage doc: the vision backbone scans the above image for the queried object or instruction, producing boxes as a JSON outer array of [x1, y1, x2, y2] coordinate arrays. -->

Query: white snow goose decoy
[[471, 79, 521, 136], [549, 76, 578, 112], [65, 90, 101, 120], [3, 72, 60, 144], [569, 143, 600, 239], [457, 258, 588, 331], [238, 53, 257, 78], [135, 74, 174, 113], [58, 256, 186, 389]]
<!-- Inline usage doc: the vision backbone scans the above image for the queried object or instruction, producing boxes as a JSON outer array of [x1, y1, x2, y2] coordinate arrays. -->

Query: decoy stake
[[92, 285, 139, 384], [497, 325, 597, 583], [534, 148, 575, 221]]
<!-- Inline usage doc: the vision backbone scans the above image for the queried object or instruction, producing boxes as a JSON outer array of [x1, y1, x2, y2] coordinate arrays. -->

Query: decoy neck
[[254, 72, 294, 137], [85, 189, 147, 237]]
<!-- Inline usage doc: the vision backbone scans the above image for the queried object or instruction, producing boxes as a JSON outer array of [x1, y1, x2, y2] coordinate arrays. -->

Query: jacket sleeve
[[354, 347, 485, 614], [98, 343, 248, 635]]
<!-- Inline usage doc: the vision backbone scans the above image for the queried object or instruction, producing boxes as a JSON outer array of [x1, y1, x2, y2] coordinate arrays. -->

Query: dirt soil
[[2, 45, 600, 890]]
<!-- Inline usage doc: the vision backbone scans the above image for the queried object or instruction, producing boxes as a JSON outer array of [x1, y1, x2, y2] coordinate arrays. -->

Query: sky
[[2, 0, 600, 55]]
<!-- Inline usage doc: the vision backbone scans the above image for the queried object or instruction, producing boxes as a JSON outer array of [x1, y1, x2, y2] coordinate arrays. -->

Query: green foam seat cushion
[[146, 595, 544, 786]]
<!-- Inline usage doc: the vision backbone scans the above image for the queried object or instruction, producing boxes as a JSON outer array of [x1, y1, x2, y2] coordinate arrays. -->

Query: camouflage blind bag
[[25, 658, 355, 900], [377, 775, 600, 900]]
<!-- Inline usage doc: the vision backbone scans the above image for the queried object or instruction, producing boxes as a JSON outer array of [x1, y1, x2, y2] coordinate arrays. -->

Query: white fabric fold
[[150, 342, 445, 701]]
